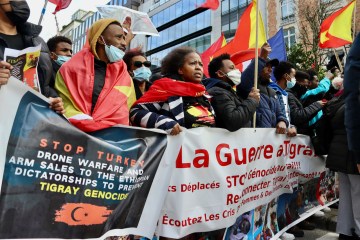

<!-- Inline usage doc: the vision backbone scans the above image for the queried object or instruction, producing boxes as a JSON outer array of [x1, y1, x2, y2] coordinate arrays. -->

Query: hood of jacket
[[202, 77, 231, 90], [268, 81, 288, 96], [17, 22, 42, 38]]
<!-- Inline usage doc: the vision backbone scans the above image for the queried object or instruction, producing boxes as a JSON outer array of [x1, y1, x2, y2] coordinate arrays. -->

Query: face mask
[[6, 1, 30, 25], [133, 66, 152, 82], [287, 77, 296, 89], [226, 69, 242, 86], [101, 36, 125, 63], [55, 55, 71, 66]]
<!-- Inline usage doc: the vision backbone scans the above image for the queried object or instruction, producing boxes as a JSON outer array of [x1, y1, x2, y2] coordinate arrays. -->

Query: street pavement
[[291, 207, 339, 240]]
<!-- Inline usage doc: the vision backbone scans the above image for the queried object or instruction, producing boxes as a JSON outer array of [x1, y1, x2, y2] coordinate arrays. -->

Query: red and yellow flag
[[200, 33, 227, 77], [319, 0, 355, 49], [212, 0, 266, 64]]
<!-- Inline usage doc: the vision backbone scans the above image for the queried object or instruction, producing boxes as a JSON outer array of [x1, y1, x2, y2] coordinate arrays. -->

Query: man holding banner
[[0, 0, 64, 114], [203, 53, 260, 131], [237, 43, 288, 132]]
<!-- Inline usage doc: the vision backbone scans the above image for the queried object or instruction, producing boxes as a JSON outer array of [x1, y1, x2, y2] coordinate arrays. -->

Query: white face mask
[[101, 36, 125, 63], [287, 77, 296, 89], [226, 69, 242, 86]]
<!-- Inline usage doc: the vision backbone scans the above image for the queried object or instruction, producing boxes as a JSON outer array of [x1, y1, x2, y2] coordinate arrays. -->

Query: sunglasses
[[133, 61, 151, 68]]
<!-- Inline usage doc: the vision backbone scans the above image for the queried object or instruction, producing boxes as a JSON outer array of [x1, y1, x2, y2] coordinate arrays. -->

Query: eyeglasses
[[133, 61, 151, 68]]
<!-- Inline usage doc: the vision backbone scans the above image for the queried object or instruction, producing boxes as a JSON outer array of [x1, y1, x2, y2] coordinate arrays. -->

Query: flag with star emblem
[[200, 33, 227, 77], [55, 48, 136, 132], [319, 1, 355, 49]]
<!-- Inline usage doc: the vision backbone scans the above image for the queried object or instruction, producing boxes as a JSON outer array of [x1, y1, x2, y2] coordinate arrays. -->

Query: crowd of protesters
[[0, 1, 360, 240]]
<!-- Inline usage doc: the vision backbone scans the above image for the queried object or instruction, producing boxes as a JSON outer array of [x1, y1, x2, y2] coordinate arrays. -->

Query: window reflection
[[148, 11, 211, 50], [175, 1, 182, 18], [230, 0, 239, 10], [183, 0, 190, 13], [148, 34, 211, 69], [222, 0, 229, 14], [284, 27, 296, 48], [164, 7, 170, 23], [221, 0, 251, 39], [157, 11, 164, 26], [169, 4, 176, 22]]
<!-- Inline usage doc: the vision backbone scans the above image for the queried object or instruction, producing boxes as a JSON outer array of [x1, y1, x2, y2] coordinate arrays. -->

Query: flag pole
[[333, 49, 343, 73], [54, 14, 60, 35], [38, 0, 49, 26], [353, 0, 357, 40], [253, 0, 260, 128]]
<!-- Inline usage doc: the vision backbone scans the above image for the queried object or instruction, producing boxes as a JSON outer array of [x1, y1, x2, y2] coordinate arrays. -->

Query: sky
[[27, 0, 110, 41]]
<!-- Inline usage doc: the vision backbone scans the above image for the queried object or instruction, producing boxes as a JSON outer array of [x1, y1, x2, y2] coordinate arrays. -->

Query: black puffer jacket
[[325, 94, 359, 174], [287, 87, 323, 135], [203, 78, 258, 131], [0, 22, 56, 97]]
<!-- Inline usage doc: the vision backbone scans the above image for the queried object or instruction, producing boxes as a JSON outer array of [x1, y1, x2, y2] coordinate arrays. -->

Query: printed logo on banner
[[0, 93, 167, 239]]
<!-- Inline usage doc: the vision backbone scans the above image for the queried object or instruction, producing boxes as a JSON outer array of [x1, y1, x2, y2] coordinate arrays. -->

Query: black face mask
[[5, 1, 30, 25], [292, 82, 308, 97]]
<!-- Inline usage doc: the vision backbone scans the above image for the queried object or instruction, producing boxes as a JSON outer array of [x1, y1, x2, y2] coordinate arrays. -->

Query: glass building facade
[[221, 0, 252, 40], [146, 0, 212, 69], [72, 0, 137, 53]]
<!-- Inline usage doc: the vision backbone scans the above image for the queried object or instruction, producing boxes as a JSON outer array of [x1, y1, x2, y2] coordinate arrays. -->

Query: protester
[[55, 18, 136, 132], [300, 70, 333, 126], [130, 46, 215, 135], [342, 33, 360, 239], [123, 48, 152, 99], [271, 61, 297, 137], [47, 35, 72, 80], [332, 76, 344, 92], [0, 0, 64, 113], [330, 66, 341, 77], [237, 43, 288, 132], [286, 70, 325, 135], [203, 53, 260, 131], [323, 78, 355, 238], [323, 67, 341, 100], [306, 69, 319, 90]]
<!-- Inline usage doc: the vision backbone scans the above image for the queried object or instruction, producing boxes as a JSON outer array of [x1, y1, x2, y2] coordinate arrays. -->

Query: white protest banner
[[97, 5, 160, 36], [157, 127, 326, 238], [0, 79, 333, 239]]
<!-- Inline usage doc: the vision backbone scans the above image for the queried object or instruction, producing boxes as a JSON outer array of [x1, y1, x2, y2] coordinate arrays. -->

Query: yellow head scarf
[[88, 18, 122, 59]]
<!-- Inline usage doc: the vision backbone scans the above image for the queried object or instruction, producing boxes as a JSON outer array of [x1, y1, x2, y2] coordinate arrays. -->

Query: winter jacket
[[344, 33, 360, 164], [237, 58, 288, 128], [325, 94, 359, 174], [268, 82, 288, 118], [237, 57, 267, 99], [203, 78, 258, 131], [256, 84, 288, 128], [301, 78, 331, 126], [286, 88, 323, 135], [0, 22, 56, 97]]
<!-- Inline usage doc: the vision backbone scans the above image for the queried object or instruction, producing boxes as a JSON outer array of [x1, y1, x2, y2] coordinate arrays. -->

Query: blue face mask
[[287, 77, 296, 89], [101, 36, 125, 63], [55, 55, 71, 66], [133, 66, 152, 81]]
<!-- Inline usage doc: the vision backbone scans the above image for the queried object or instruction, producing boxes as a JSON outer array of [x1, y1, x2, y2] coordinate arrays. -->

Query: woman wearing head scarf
[[130, 46, 215, 135], [55, 18, 136, 132]]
